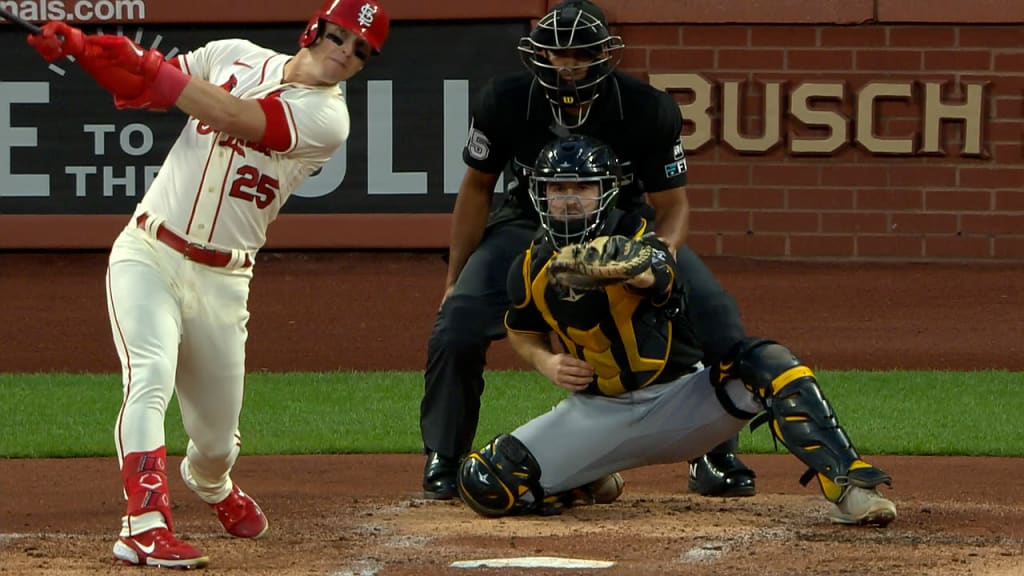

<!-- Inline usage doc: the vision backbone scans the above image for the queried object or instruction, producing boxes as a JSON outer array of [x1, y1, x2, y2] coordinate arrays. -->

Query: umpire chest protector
[[465, 71, 688, 223]]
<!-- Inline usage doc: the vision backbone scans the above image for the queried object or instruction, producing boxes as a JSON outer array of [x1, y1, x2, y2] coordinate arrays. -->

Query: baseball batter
[[27, 0, 389, 569], [457, 135, 898, 527]]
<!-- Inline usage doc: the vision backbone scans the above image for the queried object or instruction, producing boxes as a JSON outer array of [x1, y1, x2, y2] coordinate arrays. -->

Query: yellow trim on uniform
[[771, 366, 815, 394], [633, 218, 649, 239], [512, 244, 536, 309], [650, 265, 675, 307], [607, 284, 669, 385], [463, 453, 516, 513], [532, 261, 575, 348], [566, 325, 624, 393], [596, 374, 626, 396], [818, 473, 844, 502], [567, 324, 612, 352]]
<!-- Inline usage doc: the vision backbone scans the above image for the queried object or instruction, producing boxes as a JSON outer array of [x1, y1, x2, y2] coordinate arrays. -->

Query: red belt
[[136, 214, 251, 268]]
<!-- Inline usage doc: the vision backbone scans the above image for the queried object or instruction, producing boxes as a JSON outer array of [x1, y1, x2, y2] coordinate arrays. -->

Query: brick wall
[[617, 24, 1024, 261]]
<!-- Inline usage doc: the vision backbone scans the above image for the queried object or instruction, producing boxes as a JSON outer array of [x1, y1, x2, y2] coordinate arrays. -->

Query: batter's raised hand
[[539, 353, 595, 392], [26, 21, 85, 62]]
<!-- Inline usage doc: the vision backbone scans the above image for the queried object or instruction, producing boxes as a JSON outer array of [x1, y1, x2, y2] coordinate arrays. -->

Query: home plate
[[450, 557, 615, 569]]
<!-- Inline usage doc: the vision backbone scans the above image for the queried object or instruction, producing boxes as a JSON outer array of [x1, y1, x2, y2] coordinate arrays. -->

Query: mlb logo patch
[[664, 160, 686, 178]]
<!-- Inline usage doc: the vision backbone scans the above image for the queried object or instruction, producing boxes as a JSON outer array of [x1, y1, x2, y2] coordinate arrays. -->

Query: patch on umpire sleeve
[[664, 158, 687, 178]]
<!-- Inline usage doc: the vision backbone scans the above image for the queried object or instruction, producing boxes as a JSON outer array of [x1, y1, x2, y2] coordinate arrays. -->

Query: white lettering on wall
[[366, 80, 427, 195], [0, 82, 49, 198]]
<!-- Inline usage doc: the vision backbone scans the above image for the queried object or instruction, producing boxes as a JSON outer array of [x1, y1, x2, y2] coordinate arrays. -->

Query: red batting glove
[[26, 21, 85, 62], [76, 35, 149, 100], [104, 38, 190, 110]]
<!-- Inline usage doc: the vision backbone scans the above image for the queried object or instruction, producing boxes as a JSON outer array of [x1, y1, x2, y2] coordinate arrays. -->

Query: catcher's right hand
[[547, 235, 654, 290]]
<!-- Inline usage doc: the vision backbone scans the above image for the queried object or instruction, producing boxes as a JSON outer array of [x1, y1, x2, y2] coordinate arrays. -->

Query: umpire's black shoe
[[422, 451, 460, 500], [688, 452, 757, 497]]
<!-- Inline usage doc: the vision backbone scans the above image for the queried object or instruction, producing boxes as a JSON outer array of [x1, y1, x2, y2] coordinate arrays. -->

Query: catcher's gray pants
[[512, 368, 763, 494]]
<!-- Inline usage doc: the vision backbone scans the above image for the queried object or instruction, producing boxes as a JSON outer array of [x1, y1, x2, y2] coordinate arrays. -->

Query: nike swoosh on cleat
[[137, 541, 156, 555]]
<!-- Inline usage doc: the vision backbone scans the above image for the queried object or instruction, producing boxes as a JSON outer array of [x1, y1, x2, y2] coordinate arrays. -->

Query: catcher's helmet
[[517, 0, 624, 127], [299, 0, 390, 54], [529, 135, 622, 249]]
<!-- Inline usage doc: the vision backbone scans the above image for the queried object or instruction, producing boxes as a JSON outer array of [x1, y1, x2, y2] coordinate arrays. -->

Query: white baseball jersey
[[107, 37, 353, 539], [136, 39, 350, 253]]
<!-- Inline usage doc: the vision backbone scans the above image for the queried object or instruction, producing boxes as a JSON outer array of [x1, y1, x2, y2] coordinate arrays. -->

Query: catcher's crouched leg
[[457, 434, 545, 518], [458, 434, 626, 518], [717, 338, 897, 526]]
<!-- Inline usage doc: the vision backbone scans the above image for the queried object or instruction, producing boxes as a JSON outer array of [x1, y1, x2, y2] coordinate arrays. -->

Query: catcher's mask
[[299, 0, 390, 56], [517, 0, 624, 128], [529, 135, 622, 249]]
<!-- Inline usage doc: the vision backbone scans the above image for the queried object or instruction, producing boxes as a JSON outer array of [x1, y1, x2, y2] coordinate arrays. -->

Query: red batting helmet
[[299, 0, 390, 54]]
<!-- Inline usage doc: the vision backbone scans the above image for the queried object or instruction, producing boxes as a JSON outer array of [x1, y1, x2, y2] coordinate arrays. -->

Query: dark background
[[0, 21, 526, 214]]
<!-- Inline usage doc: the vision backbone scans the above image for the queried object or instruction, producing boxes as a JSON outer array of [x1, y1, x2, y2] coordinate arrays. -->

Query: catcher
[[456, 135, 898, 526]]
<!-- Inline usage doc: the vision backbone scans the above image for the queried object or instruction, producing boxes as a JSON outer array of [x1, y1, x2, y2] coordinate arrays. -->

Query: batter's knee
[[185, 438, 240, 480], [457, 434, 544, 518], [123, 357, 176, 405]]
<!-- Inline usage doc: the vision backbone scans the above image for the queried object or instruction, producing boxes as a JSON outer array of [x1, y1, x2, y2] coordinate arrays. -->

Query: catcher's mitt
[[548, 235, 653, 290]]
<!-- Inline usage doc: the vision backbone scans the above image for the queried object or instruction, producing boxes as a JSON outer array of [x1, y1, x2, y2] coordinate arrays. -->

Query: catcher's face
[[545, 181, 601, 218]]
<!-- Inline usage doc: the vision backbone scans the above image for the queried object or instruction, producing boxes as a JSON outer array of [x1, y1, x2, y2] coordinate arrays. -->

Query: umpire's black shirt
[[463, 70, 689, 224]]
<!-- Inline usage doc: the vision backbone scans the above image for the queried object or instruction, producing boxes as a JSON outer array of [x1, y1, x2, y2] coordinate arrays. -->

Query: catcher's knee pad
[[457, 434, 544, 518], [718, 338, 892, 502]]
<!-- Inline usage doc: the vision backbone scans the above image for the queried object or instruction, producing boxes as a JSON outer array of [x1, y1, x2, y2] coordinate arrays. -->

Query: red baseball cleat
[[212, 484, 269, 539], [112, 527, 209, 569]]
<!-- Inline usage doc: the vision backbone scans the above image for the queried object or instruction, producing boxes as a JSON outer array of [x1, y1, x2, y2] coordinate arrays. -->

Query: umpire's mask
[[517, 1, 624, 128]]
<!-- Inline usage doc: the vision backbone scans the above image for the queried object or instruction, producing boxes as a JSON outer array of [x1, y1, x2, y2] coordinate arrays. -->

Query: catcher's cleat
[[688, 452, 757, 498], [211, 484, 269, 539], [537, 473, 626, 515], [585, 472, 625, 504], [422, 451, 460, 500], [830, 486, 897, 526], [112, 527, 209, 569]]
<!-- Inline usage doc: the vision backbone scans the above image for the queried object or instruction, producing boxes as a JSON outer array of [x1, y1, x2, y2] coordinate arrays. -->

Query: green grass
[[1, 370, 1021, 458]]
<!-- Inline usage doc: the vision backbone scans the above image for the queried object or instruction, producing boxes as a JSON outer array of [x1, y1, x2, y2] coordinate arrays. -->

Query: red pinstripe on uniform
[[185, 131, 222, 237], [258, 57, 273, 84], [107, 266, 133, 463], [206, 146, 239, 243]]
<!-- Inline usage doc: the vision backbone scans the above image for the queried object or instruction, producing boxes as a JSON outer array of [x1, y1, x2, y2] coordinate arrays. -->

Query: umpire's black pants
[[420, 221, 747, 460], [421, 219, 537, 458]]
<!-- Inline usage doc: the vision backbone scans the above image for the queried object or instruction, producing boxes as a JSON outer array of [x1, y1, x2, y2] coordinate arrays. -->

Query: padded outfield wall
[[0, 0, 1021, 260]]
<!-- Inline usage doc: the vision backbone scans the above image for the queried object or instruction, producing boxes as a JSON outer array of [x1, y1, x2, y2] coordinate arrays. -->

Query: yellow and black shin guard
[[723, 338, 891, 501]]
